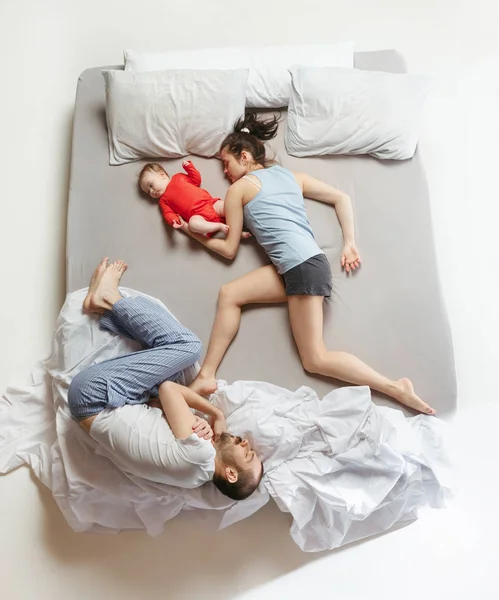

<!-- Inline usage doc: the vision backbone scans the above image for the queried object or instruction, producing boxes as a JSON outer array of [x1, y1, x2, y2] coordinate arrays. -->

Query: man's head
[[212, 433, 263, 501], [138, 163, 170, 199]]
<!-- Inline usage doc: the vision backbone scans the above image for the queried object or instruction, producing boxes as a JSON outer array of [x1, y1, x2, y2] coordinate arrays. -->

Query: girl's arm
[[294, 172, 355, 244], [180, 181, 246, 260], [294, 172, 361, 272]]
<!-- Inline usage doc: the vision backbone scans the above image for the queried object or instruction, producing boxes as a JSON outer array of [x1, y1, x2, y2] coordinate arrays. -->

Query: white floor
[[1, 1, 498, 599]]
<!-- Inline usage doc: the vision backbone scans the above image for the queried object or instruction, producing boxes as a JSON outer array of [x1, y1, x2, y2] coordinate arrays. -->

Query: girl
[[180, 114, 435, 415]]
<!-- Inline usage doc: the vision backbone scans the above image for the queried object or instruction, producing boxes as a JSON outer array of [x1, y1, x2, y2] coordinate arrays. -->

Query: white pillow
[[103, 68, 248, 165], [124, 43, 354, 109], [285, 67, 430, 160]]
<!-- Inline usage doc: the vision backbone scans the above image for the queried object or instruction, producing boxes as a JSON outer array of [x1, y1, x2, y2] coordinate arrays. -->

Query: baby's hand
[[172, 216, 187, 230], [182, 160, 191, 169]]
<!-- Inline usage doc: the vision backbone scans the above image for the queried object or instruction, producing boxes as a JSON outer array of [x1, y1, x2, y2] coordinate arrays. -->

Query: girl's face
[[220, 148, 252, 184], [140, 170, 170, 199]]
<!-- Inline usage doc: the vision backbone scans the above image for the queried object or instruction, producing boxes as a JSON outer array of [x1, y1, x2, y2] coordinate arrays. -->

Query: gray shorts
[[281, 253, 332, 297]]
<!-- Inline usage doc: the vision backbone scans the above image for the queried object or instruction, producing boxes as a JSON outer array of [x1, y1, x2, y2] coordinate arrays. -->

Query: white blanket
[[0, 289, 452, 552]]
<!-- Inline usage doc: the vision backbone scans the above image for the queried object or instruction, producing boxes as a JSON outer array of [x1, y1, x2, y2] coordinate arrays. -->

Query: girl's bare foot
[[88, 260, 128, 312], [83, 257, 108, 312], [189, 372, 218, 397], [393, 378, 436, 415]]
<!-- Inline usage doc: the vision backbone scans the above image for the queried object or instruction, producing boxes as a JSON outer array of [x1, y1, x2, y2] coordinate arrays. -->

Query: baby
[[139, 161, 229, 236]]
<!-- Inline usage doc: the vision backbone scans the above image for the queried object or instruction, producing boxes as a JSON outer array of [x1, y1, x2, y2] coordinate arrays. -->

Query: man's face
[[215, 432, 262, 480]]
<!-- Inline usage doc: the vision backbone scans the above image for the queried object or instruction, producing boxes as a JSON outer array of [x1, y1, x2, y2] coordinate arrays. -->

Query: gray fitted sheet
[[67, 51, 457, 415]]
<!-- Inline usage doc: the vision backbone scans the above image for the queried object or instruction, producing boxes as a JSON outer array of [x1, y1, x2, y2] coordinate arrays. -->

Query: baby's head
[[139, 163, 170, 200]]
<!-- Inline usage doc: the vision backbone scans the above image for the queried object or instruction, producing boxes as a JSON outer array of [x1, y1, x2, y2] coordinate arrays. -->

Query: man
[[67, 257, 263, 501]]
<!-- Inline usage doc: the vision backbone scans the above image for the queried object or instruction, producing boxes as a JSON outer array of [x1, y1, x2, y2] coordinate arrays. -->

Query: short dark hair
[[212, 463, 264, 501], [220, 113, 280, 168]]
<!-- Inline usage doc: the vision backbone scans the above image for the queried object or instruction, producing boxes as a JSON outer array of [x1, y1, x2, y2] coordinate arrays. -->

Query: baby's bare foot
[[394, 378, 436, 415], [83, 257, 108, 313], [241, 231, 252, 239], [89, 260, 128, 312], [189, 372, 218, 397]]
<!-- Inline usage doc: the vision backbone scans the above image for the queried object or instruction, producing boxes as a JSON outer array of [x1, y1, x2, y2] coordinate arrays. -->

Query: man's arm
[[181, 181, 245, 259], [159, 381, 224, 439]]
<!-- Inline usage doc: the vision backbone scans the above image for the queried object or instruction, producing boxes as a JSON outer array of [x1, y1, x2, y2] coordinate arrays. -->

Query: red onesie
[[158, 161, 223, 227]]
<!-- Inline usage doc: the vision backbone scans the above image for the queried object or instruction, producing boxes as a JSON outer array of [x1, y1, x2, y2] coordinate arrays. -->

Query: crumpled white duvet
[[0, 288, 452, 552]]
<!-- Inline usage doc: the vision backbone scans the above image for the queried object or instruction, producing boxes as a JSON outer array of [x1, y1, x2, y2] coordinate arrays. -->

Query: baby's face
[[141, 171, 169, 199]]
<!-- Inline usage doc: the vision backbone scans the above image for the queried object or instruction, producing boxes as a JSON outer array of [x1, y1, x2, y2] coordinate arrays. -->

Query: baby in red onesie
[[139, 161, 229, 236]]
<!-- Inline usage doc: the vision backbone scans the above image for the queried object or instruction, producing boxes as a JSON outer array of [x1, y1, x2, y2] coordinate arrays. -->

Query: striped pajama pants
[[68, 296, 202, 420]]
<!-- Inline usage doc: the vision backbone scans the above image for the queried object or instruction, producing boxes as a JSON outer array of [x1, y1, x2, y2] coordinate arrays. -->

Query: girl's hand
[[341, 243, 361, 273], [192, 416, 213, 440]]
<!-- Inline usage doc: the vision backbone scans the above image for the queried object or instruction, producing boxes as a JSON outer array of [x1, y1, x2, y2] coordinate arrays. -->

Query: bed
[[0, 50, 455, 550], [66, 50, 457, 415]]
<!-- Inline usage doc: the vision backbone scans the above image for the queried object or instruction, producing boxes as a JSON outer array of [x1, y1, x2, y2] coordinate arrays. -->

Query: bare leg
[[87, 260, 128, 313], [190, 265, 287, 395], [189, 215, 229, 236], [288, 295, 436, 415]]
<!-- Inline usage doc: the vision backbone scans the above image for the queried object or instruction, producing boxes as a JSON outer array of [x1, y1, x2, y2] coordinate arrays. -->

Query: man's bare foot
[[189, 372, 218, 397], [393, 378, 436, 415], [83, 257, 108, 312], [88, 260, 128, 313]]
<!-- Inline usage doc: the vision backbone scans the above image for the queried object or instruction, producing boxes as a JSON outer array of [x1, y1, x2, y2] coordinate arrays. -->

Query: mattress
[[67, 50, 457, 415]]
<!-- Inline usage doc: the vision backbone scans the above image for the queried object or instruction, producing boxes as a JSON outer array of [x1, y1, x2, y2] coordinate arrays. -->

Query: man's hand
[[341, 243, 361, 273], [211, 413, 227, 442], [192, 415, 213, 440]]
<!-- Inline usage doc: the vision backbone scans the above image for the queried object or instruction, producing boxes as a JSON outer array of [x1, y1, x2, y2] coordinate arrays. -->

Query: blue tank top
[[242, 165, 322, 274]]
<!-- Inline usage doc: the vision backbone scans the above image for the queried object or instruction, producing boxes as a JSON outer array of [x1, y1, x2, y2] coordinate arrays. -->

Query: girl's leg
[[189, 215, 228, 235], [190, 265, 287, 395], [287, 295, 435, 414]]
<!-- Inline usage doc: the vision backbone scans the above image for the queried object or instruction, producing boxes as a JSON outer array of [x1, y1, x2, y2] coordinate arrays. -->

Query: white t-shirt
[[90, 404, 216, 489]]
